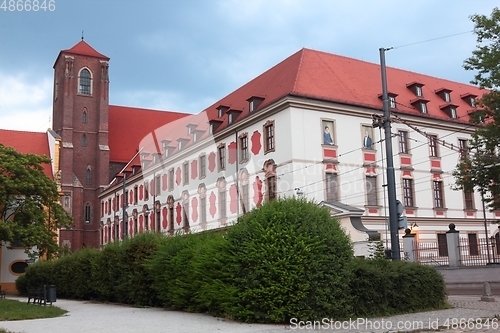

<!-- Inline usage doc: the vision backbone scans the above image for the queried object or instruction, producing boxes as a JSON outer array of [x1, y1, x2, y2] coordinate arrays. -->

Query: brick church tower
[[52, 39, 110, 250]]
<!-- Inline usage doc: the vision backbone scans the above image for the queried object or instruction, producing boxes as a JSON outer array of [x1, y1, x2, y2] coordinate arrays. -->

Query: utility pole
[[379, 47, 400, 260]]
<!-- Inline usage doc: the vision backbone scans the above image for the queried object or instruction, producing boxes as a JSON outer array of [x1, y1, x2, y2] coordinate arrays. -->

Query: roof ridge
[[291, 48, 307, 93]]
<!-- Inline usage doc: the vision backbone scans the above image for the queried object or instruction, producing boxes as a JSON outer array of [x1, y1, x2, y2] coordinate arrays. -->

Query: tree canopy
[[453, 7, 500, 209], [0, 143, 71, 259]]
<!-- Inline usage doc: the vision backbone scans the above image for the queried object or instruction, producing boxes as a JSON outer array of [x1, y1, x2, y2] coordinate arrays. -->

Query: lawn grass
[[0, 298, 67, 321]]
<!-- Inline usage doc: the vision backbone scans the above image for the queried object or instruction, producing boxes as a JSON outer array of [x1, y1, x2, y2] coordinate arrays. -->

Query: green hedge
[[17, 198, 447, 324], [350, 258, 447, 317]]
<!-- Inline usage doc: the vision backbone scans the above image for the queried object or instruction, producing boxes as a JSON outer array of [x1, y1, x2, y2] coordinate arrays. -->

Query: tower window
[[82, 134, 87, 147], [78, 68, 92, 95], [82, 109, 88, 123], [84, 202, 91, 224], [86, 166, 92, 185]]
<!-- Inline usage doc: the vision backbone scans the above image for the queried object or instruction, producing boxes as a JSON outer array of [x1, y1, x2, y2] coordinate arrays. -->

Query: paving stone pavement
[[1, 295, 500, 333]]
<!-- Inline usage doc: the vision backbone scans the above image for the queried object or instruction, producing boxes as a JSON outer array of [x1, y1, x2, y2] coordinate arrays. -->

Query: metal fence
[[408, 237, 500, 267], [413, 240, 449, 266]]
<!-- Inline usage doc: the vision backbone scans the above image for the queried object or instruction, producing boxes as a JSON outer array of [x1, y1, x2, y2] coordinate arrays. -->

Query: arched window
[[86, 166, 92, 185], [82, 108, 88, 123], [82, 134, 87, 147], [78, 68, 92, 95], [84, 202, 91, 224]]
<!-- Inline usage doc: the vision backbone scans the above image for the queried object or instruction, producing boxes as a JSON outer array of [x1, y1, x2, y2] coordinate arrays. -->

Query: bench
[[27, 288, 43, 304], [27, 286, 56, 305], [0, 287, 6, 299]]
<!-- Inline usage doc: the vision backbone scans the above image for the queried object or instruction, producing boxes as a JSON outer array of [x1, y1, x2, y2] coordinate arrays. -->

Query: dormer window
[[410, 97, 429, 114], [227, 109, 242, 125], [435, 88, 452, 103], [193, 132, 197, 142], [178, 140, 183, 150], [217, 105, 229, 118], [406, 82, 424, 98], [460, 93, 478, 108], [247, 96, 265, 113], [439, 103, 459, 119], [378, 92, 398, 109], [208, 119, 223, 134]]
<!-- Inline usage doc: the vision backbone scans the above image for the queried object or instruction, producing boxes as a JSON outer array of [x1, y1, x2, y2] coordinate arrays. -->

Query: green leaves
[[0, 143, 72, 258], [454, 8, 500, 209]]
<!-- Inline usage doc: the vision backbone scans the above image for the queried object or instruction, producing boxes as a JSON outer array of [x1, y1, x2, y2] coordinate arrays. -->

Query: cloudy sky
[[0, 1, 495, 132]]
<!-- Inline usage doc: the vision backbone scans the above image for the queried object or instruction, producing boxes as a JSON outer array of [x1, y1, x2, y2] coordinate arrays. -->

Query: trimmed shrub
[[149, 230, 228, 312], [350, 258, 447, 317], [216, 197, 354, 323]]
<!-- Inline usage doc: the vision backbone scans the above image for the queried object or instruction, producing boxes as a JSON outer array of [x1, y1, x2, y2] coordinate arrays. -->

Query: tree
[[453, 7, 500, 209], [0, 144, 72, 259]]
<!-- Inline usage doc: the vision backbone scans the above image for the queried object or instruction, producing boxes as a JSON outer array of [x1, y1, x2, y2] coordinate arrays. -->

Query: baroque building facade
[[0, 40, 496, 273]]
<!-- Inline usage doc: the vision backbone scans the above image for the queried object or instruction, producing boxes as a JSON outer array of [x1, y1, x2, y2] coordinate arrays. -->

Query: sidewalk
[[1, 295, 500, 333]]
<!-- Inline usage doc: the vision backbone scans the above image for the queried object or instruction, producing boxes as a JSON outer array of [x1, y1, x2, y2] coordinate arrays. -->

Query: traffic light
[[396, 199, 407, 230]]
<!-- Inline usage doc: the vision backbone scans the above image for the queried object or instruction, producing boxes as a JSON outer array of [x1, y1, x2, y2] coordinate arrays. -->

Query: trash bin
[[44, 285, 56, 304]]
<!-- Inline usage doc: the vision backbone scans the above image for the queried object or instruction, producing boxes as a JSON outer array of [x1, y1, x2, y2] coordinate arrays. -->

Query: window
[[366, 176, 378, 206], [183, 203, 189, 229], [134, 186, 138, 204], [389, 96, 396, 108], [78, 68, 92, 95], [464, 190, 474, 210], [168, 168, 174, 191], [415, 86, 422, 97], [420, 102, 427, 114], [82, 109, 88, 123], [471, 97, 476, 108], [267, 176, 277, 201], [458, 139, 468, 160], [199, 155, 206, 179], [403, 178, 414, 207], [144, 182, 149, 201], [468, 233, 479, 256], [200, 196, 207, 225], [219, 190, 227, 219], [433, 181, 444, 208], [398, 131, 409, 154], [84, 202, 91, 223], [428, 135, 438, 157], [183, 162, 189, 185], [450, 107, 457, 119], [155, 175, 161, 195], [325, 173, 338, 202], [82, 134, 87, 147], [437, 233, 448, 257], [145, 213, 149, 231], [241, 183, 250, 214], [444, 92, 450, 102], [218, 144, 226, 171], [240, 134, 248, 162], [86, 166, 91, 185], [264, 120, 275, 153]]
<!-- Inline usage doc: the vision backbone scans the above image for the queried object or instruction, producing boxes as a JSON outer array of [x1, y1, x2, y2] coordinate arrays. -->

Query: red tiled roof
[[203, 48, 486, 132], [62, 40, 109, 60], [0, 129, 53, 178], [108, 105, 189, 163]]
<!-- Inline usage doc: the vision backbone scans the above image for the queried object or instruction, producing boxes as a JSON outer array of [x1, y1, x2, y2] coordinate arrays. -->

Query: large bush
[[217, 197, 354, 323]]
